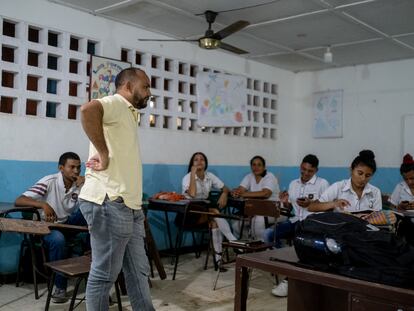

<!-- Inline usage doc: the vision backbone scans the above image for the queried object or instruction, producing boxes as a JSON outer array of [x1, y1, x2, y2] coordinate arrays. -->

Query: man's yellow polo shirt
[[79, 94, 142, 210]]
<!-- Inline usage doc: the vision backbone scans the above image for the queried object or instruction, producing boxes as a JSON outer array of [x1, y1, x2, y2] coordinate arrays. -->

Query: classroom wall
[[292, 59, 414, 190], [0, 0, 295, 272], [1, 0, 413, 273]]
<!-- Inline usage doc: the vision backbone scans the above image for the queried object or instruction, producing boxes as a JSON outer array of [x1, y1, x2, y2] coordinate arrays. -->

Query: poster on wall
[[196, 72, 247, 127], [312, 89, 343, 138], [89, 55, 131, 100]]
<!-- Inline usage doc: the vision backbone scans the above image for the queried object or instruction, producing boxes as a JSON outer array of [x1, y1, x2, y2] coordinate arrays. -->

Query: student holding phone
[[389, 153, 414, 245], [264, 154, 329, 297]]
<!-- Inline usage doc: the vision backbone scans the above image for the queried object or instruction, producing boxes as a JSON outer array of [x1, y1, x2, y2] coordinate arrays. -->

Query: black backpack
[[294, 212, 414, 288]]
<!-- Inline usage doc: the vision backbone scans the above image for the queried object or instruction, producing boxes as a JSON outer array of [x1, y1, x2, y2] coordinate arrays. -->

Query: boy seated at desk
[[389, 153, 414, 246], [264, 154, 329, 297], [15, 152, 88, 303]]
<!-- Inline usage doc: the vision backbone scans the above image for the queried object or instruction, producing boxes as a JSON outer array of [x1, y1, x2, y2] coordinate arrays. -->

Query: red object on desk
[[152, 192, 186, 202]]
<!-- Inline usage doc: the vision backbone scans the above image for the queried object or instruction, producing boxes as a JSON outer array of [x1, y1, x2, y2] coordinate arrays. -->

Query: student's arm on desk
[[239, 188, 272, 199], [217, 186, 230, 209], [15, 195, 57, 222], [308, 199, 350, 212], [80, 100, 109, 171]]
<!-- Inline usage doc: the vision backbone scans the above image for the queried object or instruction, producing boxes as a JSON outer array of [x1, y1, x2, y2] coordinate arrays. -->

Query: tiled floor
[[0, 253, 287, 310]]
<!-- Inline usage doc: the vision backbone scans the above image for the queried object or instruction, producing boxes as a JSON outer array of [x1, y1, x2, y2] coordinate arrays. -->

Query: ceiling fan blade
[[212, 20, 249, 40], [219, 42, 248, 55], [138, 39, 198, 42]]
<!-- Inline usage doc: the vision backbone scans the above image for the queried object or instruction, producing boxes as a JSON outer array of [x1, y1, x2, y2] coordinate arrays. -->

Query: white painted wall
[[293, 59, 414, 168], [0, 0, 296, 166]]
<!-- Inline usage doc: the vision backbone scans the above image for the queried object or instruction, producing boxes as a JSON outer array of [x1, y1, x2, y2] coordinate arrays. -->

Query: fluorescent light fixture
[[324, 47, 333, 63]]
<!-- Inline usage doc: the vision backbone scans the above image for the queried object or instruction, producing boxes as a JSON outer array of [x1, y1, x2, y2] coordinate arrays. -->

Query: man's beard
[[133, 93, 148, 109]]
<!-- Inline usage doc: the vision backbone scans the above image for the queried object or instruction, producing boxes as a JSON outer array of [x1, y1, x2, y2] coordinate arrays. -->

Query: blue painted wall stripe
[[0, 159, 402, 273]]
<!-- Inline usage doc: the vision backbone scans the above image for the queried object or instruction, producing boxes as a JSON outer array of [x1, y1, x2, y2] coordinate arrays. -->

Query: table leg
[[164, 211, 173, 250], [234, 262, 249, 311]]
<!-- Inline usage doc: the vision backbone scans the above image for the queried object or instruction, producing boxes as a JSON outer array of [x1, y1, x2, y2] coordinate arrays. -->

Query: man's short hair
[[302, 154, 319, 168], [59, 152, 80, 166], [115, 68, 143, 89]]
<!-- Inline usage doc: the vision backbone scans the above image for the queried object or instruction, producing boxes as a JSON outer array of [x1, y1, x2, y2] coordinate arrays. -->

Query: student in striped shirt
[[15, 152, 87, 303]]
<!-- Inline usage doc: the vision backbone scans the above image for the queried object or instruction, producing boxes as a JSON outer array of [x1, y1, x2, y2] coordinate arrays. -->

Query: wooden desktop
[[234, 247, 414, 311]]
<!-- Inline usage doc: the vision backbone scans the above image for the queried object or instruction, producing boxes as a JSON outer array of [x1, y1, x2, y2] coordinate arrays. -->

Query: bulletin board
[[89, 55, 131, 100]]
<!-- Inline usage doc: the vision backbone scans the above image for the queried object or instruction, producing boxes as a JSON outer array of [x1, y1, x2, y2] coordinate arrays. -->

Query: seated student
[[182, 152, 238, 266], [231, 156, 280, 241], [308, 150, 382, 215], [264, 154, 329, 297], [388, 153, 414, 245], [15, 152, 87, 303]]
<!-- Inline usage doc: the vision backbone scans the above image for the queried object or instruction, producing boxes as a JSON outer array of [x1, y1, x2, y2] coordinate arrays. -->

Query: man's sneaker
[[52, 288, 68, 303], [271, 279, 288, 297]]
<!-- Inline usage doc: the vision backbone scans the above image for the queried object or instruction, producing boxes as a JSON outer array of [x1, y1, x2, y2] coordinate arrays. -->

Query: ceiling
[[49, 0, 414, 72]]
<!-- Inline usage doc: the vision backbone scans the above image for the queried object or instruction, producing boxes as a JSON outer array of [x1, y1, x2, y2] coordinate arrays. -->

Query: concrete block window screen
[[120, 47, 278, 140]]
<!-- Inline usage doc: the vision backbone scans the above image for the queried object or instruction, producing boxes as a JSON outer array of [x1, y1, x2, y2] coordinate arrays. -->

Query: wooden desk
[[227, 198, 292, 218], [0, 217, 88, 235], [0, 202, 39, 217], [147, 198, 211, 280], [234, 247, 414, 311], [147, 199, 209, 249]]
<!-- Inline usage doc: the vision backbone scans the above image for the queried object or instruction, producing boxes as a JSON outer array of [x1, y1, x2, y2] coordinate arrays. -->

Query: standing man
[[15, 152, 87, 303], [79, 68, 154, 311]]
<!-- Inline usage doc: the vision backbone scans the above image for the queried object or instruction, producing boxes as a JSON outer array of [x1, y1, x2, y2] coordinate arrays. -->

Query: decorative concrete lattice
[[121, 48, 278, 139], [0, 16, 277, 139], [0, 16, 99, 120]]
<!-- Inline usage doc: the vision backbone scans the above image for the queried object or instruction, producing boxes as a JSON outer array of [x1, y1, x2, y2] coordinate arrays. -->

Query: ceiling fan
[[138, 10, 250, 54]]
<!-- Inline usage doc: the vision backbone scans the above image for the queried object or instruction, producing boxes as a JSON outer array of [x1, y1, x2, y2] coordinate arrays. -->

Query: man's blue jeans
[[42, 206, 87, 289], [263, 220, 296, 248], [79, 198, 154, 311]]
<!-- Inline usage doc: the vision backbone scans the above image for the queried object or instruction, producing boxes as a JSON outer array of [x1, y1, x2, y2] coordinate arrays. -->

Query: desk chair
[[172, 202, 211, 280], [0, 206, 47, 299], [44, 255, 122, 311], [213, 199, 280, 290]]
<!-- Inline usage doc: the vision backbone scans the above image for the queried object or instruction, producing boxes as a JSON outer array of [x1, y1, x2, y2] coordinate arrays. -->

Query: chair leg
[[29, 236, 39, 300], [68, 277, 83, 311], [191, 232, 200, 258], [15, 238, 28, 287], [114, 280, 123, 311], [212, 256, 223, 290], [44, 272, 55, 311], [203, 232, 211, 270], [172, 228, 184, 280]]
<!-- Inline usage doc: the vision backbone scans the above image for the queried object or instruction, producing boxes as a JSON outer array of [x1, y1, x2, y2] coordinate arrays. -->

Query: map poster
[[196, 72, 247, 127], [312, 89, 343, 138], [89, 55, 131, 100]]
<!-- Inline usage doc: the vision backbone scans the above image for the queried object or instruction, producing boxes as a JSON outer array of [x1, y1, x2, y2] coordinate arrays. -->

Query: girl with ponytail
[[309, 150, 382, 213]]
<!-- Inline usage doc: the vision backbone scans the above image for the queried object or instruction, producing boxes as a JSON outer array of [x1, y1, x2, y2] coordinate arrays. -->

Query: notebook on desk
[[230, 239, 264, 246]]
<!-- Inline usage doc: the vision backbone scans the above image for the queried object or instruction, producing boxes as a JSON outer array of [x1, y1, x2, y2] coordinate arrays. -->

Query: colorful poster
[[90, 55, 131, 100], [196, 72, 247, 127], [313, 90, 343, 138]]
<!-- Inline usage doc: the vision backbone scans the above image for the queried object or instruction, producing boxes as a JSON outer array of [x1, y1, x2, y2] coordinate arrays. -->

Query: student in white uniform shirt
[[181, 152, 237, 267], [231, 156, 280, 241], [309, 150, 382, 214], [267, 154, 329, 297], [389, 153, 414, 246], [15, 152, 87, 303]]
